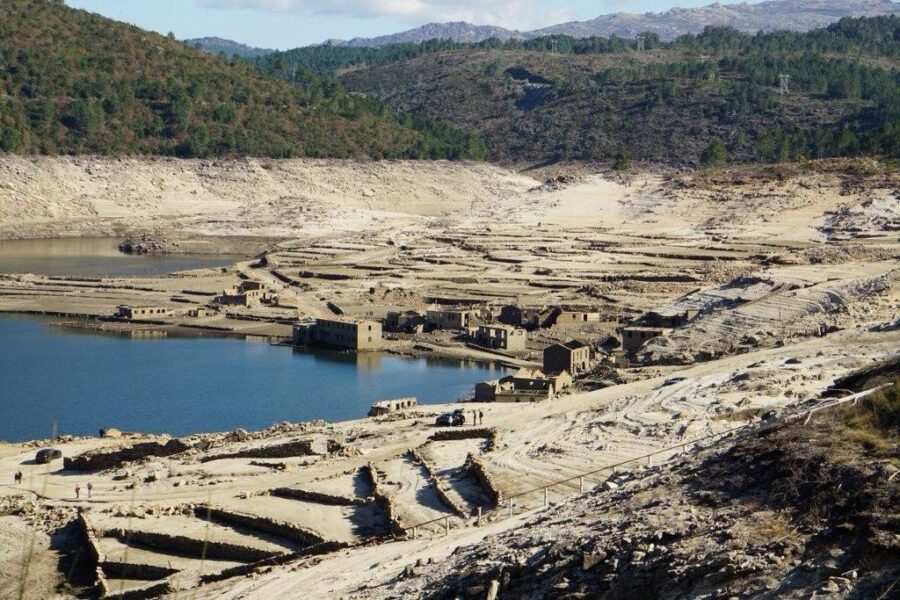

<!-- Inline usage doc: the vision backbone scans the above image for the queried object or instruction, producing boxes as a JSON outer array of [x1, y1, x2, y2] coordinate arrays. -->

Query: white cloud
[[196, 0, 573, 31]]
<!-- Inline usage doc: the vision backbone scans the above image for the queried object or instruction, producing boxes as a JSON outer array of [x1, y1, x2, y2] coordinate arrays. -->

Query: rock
[[100, 427, 123, 439], [582, 552, 605, 570], [485, 580, 500, 600], [553, 578, 570, 590], [227, 428, 250, 442], [112, 469, 133, 481]]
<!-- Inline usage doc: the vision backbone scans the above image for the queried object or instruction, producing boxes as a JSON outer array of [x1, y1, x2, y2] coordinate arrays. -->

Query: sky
[[66, 0, 765, 50]]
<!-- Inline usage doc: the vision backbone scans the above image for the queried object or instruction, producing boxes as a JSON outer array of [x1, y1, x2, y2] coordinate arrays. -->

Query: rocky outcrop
[[118, 236, 171, 255]]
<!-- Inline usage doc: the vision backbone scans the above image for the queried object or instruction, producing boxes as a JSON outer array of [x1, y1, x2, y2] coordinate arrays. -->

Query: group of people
[[471, 410, 485, 426], [13, 472, 94, 500]]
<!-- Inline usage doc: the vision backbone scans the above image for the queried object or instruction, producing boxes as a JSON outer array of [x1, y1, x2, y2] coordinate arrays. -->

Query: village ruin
[[0, 157, 897, 598]]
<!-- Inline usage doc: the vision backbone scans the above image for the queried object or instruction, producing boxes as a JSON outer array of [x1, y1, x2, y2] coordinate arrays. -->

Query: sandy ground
[[0, 157, 536, 241], [0, 516, 60, 600], [0, 157, 897, 597]]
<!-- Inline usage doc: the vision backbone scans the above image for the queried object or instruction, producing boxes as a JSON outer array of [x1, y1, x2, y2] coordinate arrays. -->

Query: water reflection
[[0, 237, 242, 277], [0, 316, 503, 442]]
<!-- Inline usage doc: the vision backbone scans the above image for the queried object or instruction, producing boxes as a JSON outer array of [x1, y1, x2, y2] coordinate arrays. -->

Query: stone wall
[[465, 453, 503, 506], [429, 427, 500, 450], [197, 506, 328, 548], [408, 449, 469, 518], [200, 438, 327, 463], [270, 487, 366, 506], [362, 463, 405, 537], [107, 581, 172, 600], [76, 512, 108, 596], [100, 562, 177, 581], [64, 439, 191, 472], [109, 528, 279, 563]]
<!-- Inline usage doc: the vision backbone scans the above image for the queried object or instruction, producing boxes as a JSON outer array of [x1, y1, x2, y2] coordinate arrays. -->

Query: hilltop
[[534, 0, 899, 40], [0, 0, 483, 159], [186, 37, 273, 59], [317, 0, 898, 47], [333, 17, 900, 166]]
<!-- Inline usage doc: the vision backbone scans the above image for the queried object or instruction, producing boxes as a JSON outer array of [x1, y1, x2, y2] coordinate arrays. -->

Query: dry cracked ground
[[0, 156, 897, 598]]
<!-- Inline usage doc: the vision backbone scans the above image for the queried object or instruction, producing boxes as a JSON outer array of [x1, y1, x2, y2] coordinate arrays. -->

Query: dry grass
[[843, 381, 900, 458]]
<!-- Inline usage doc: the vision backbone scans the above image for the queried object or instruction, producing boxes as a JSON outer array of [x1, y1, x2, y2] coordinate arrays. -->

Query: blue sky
[[67, 0, 764, 50]]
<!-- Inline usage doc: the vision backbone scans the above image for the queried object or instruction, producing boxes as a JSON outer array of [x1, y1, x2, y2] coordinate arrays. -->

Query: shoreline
[[0, 313, 506, 444]]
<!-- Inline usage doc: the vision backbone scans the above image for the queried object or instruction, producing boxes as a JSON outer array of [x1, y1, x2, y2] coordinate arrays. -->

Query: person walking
[[87, 482, 93, 499], [74, 484, 81, 499], [479, 410, 484, 425]]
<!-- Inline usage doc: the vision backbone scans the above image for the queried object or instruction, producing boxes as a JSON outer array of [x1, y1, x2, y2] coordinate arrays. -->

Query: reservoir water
[[0, 238, 242, 277], [0, 317, 503, 442]]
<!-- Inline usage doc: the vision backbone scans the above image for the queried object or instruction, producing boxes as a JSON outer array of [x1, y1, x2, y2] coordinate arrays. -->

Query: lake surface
[[0, 317, 503, 442], [0, 238, 242, 277]]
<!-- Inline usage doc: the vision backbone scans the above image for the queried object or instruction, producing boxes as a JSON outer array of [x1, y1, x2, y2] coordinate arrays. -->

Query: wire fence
[[398, 384, 891, 540]]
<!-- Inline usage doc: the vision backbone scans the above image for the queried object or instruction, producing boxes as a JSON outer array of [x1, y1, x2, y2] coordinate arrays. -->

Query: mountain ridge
[[185, 36, 273, 58], [318, 0, 898, 47]]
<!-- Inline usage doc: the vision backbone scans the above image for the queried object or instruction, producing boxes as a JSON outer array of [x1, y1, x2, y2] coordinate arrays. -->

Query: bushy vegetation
[[845, 381, 899, 455], [0, 0, 485, 159], [259, 17, 900, 78], [323, 16, 900, 165], [701, 139, 729, 167]]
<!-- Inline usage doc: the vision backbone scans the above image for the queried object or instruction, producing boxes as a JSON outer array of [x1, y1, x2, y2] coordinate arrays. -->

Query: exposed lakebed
[[0, 237, 243, 277]]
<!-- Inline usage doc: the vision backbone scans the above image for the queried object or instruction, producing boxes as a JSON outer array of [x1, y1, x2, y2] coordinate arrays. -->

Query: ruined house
[[384, 310, 426, 334], [115, 305, 169, 319], [475, 379, 504, 402], [426, 308, 479, 330], [293, 318, 383, 351], [188, 307, 215, 318], [215, 281, 268, 307], [544, 340, 592, 375], [368, 397, 417, 417], [621, 309, 699, 354], [475, 369, 572, 403], [622, 326, 670, 354], [554, 310, 602, 329], [645, 309, 700, 328], [498, 305, 559, 329], [472, 324, 527, 352]]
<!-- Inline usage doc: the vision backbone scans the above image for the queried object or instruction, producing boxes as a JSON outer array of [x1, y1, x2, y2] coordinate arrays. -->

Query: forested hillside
[[0, 0, 484, 159], [313, 17, 900, 165]]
